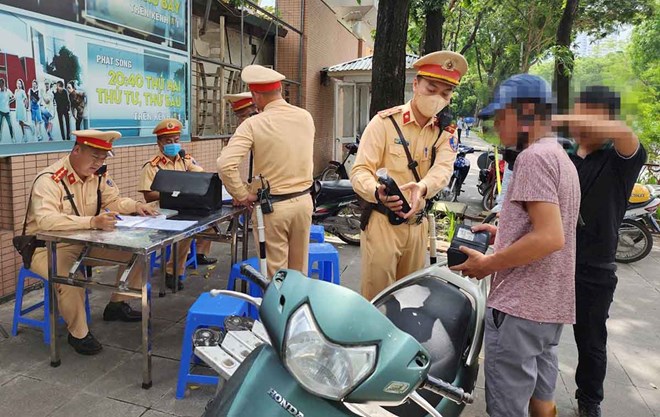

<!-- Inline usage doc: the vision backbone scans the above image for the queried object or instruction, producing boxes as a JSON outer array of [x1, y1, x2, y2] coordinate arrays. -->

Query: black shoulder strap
[[429, 130, 443, 167], [21, 172, 53, 236], [60, 180, 81, 217], [96, 176, 103, 216], [388, 116, 421, 182]]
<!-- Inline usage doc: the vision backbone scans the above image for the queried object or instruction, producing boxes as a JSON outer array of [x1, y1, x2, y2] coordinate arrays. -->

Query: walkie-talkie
[[376, 168, 410, 225], [257, 176, 273, 214]]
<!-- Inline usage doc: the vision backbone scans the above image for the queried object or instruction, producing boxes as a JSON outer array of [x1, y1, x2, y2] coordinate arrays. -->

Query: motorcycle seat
[[317, 180, 355, 200], [627, 200, 653, 210]]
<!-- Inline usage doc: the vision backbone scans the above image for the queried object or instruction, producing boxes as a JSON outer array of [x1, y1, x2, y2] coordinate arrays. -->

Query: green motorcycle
[[199, 263, 485, 417]]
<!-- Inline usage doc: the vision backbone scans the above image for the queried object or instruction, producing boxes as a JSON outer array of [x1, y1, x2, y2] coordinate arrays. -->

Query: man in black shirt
[[555, 86, 646, 417], [53, 81, 71, 140]]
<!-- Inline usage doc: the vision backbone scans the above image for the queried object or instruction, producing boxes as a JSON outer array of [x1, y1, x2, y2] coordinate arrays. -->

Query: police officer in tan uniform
[[351, 51, 467, 300], [138, 118, 217, 290], [224, 92, 258, 125], [27, 130, 158, 355], [218, 65, 314, 278]]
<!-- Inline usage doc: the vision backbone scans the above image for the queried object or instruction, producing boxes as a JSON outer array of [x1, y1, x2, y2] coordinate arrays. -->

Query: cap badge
[[167, 122, 174, 130], [443, 59, 455, 71]]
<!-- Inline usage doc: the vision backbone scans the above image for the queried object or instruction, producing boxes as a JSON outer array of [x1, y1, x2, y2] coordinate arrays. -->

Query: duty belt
[[371, 203, 425, 225], [270, 188, 312, 203]]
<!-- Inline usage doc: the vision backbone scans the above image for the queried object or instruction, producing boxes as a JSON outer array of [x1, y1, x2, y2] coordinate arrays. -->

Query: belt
[[270, 188, 311, 203], [371, 203, 424, 225]]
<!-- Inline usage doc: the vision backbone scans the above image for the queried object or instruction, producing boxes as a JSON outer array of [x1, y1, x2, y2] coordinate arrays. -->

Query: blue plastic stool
[[308, 243, 340, 285], [309, 225, 325, 243], [150, 240, 198, 280], [175, 293, 249, 399], [228, 257, 264, 320], [11, 267, 91, 344]]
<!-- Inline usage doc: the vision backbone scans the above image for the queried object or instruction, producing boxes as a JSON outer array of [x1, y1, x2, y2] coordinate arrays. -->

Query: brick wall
[[0, 139, 228, 298], [277, 0, 360, 173]]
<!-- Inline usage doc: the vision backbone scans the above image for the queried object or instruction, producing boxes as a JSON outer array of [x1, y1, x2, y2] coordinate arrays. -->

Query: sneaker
[[166, 273, 184, 290], [578, 400, 602, 417], [68, 332, 103, 355], [103, 301, 142, 322], [196, 254, 218, 265]]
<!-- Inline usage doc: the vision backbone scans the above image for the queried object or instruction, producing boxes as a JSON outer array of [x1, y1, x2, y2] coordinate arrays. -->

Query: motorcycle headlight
[[284, 304, 377, 400]]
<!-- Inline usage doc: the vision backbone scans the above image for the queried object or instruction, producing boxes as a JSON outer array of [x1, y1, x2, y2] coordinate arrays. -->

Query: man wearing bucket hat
[[218, 65, 314, 278], [350, 51, 466, 300], [138, 118, 217, 291], [25, 130, 158, 355], [451, 74, 580, 417]]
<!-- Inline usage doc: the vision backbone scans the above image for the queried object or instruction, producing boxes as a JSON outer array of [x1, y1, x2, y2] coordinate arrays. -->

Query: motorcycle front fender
[[203, 344, 358, 417]]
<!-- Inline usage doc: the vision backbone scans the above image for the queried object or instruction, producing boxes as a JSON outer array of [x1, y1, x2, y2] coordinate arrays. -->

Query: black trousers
[[573, 265, 618, 405], [457, 128, 462, 143], [57, 109, 71, 140]]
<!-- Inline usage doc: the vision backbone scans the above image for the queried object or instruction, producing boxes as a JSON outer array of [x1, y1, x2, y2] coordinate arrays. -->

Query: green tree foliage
[[47, 46, 81, 85]]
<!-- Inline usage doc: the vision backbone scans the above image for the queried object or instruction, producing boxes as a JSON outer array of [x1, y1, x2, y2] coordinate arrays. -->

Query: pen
[[105, 208, 123, 221]]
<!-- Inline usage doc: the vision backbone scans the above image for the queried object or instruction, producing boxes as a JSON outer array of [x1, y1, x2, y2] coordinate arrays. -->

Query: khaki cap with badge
[[224, 92, 254, 111], [413, 51, 468, 86], [73, 129, 121, 151], [153, 118, 183, 138], [241, 65, 286, 92]]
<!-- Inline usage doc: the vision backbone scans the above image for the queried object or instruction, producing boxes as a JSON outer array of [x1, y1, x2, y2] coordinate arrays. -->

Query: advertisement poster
[[0, 3, 189, 156]]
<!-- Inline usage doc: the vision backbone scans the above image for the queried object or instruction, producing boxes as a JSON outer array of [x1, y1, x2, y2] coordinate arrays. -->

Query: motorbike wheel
[[482, 184, 499, 211], [320, 166, 341, 181], [333, 205, 361, 246], [450, 179, 461, 202], [616, 219, 653, 263]]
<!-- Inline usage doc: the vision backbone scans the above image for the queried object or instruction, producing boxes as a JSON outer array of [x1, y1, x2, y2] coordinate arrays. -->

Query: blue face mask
[[163, 143, 182, 157]]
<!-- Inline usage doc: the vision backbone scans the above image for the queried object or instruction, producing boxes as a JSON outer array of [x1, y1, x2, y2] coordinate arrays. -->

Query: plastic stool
[[228, 257, 264, 320], [11, 267, 91, 344], [175, 293, 249, 399], [150, 240, 198, 279], [308, 243, 340, 285], [309, 225, 325, 243]]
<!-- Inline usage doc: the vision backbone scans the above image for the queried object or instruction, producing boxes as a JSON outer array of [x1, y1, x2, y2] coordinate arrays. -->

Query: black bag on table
[[151, 170, 223, 217]]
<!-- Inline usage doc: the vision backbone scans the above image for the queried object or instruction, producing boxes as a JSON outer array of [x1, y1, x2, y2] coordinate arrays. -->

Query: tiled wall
[[0, 139, 227, 298]]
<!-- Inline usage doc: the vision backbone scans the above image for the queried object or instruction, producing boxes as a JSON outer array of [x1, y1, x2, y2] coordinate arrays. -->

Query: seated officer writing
[[138, 118, 217, 291], [26, 130, 158, 355]]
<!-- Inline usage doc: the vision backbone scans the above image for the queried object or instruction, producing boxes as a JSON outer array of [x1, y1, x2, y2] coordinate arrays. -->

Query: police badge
[[448, 135, 459, 152]]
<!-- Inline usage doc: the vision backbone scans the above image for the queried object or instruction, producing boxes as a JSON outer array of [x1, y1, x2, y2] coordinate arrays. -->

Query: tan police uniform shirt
[[137, 150, 204, 192], [351, 101, 457, 204], [26, 156, 140, 234], [218, 98, 314, 200]]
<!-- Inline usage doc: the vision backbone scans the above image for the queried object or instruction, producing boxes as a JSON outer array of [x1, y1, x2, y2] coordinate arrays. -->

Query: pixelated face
[[571, 102, 610, 144], [413, 76, 455, 101], [495, 103, 543, 147]]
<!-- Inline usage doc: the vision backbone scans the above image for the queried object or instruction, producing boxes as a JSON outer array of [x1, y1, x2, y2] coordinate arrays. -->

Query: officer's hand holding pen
[[92, 211, 119, 231]]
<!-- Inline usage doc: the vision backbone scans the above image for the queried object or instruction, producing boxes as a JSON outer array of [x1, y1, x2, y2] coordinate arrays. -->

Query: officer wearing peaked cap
[[218, 65, 314, 278], [350, 51, 468, 300], [225, 92, 258, 125], [25, 130, 158, 355], [138, 118, 217, 291]]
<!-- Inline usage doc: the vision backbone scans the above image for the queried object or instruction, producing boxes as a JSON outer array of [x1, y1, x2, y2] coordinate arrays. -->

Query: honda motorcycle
[[438, 145, 474, 202], [616, 183, 660, 263], [196, 262, 485, 417], [319, 136, 360, 181], [313, 180, 361, 246]]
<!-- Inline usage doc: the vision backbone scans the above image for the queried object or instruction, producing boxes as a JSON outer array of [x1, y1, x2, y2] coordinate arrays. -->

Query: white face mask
[[414, 93, 450, 119]]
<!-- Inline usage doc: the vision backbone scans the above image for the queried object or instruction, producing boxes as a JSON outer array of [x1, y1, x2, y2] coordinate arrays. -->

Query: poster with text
[[0, 4, 189, 156]]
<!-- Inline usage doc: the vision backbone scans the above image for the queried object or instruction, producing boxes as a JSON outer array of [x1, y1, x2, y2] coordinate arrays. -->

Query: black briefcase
[[151, 170, 223, 217]]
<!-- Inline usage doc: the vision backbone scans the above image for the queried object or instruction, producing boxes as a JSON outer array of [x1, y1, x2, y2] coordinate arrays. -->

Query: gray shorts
[[484, 308, 563, 417]]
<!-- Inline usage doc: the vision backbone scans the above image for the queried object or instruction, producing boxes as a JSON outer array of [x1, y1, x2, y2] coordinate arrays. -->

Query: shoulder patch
[[377, 106, 403, 118], [149, 155, 161, 167], [448, 135, 459, 153], [51, 167, 67, 183]]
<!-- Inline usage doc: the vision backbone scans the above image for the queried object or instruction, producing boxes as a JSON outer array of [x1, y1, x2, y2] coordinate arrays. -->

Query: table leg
[[172, 241, 178, 294], [47, 241, 60, 367], [158, 247, 167, 298], [242, 209, 249, 261], [141, 255, 153, 389], [230, 215, 238, 266]]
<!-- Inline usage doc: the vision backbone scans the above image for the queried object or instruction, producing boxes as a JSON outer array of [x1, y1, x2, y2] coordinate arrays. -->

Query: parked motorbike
[[313, 180, 361, 245], [616, 183, 660, 263], [199, 262, 485, 417], [319, 136, 360, 181], [438, 145, 474, 202], [476, 150, 505, 211]]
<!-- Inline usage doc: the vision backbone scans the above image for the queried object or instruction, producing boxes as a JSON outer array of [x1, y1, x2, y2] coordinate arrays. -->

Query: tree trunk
[[423, 2, 445, 54], [369, 0, 413, 118], [554, 0, 580, 114]]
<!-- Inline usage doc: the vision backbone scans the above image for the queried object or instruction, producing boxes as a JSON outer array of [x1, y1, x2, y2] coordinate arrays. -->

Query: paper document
[[222, 186, 232, 202], [116, 215, 196, 231]]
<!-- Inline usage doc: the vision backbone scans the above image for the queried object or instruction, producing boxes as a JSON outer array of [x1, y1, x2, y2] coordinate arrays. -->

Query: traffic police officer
[[351, 51, 467, 300], [218, 65, 314, 278], [137, 118, 217, 290], [27, 130, 158, 355], [224, 92, 258, 125]]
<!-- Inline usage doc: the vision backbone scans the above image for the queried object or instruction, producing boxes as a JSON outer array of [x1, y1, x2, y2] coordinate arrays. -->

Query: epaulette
[[184, 154, 192, 160], [149, 155, 161, 167], [51, 167, 67, 183], [444, 124, 457, 135], [377, 106, 403, 118]]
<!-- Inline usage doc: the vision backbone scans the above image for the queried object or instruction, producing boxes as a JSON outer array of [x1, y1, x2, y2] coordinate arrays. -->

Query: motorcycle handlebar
[[422, 376, 474, 405], [239, 264, 270, 292]]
